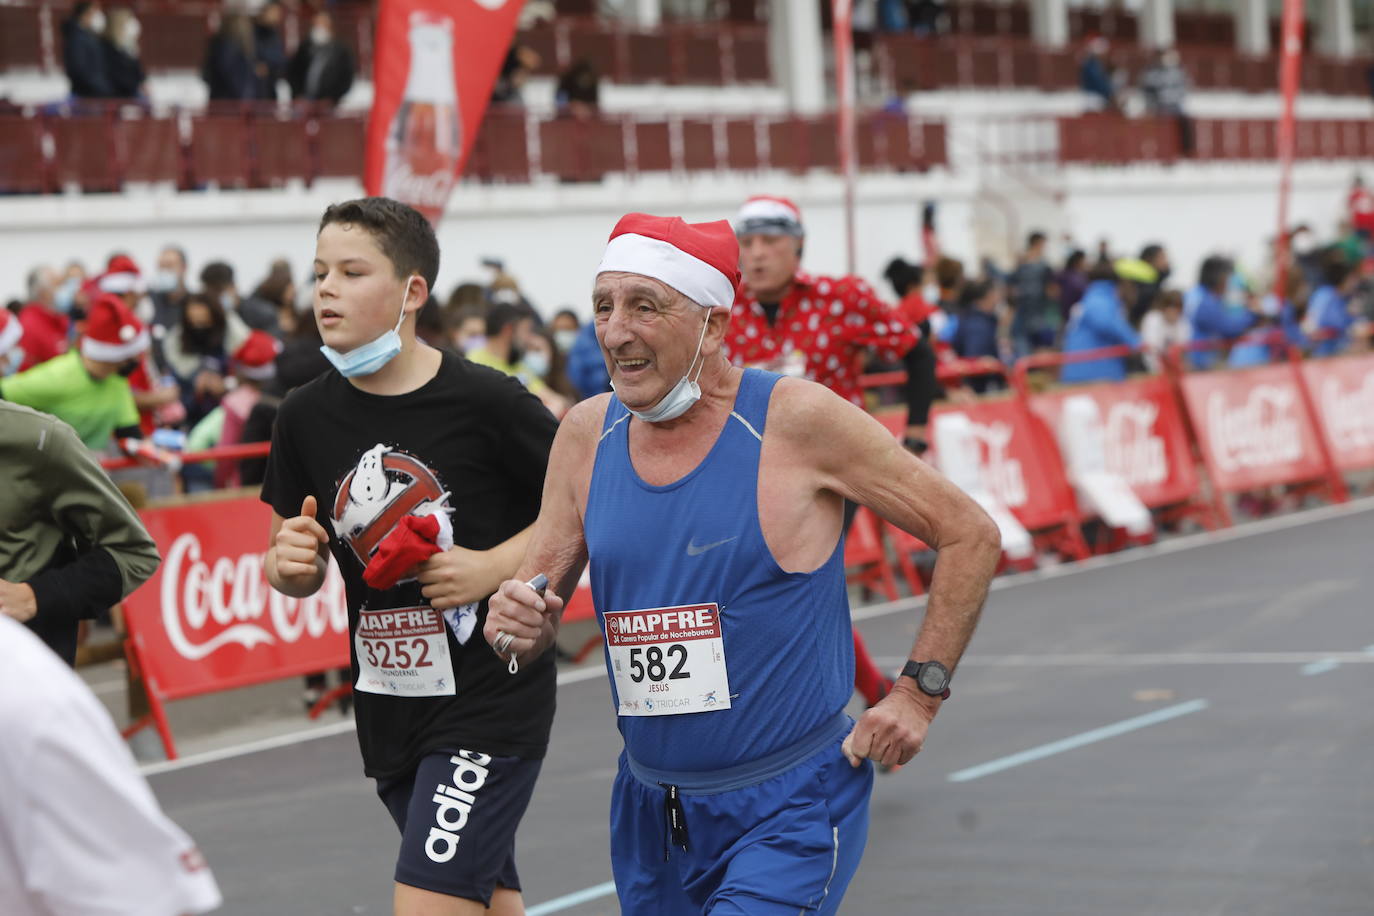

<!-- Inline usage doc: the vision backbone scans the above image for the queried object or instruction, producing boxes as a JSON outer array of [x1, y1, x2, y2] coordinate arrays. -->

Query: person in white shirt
[[0, 615, 222, 916], [1139, 289, 1190, 373]]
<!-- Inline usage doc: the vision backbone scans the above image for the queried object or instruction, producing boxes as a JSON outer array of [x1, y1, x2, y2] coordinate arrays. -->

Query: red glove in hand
[[363, 514, 443, 590]]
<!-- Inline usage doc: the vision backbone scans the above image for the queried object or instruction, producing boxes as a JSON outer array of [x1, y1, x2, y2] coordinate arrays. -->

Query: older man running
[[487, 213, 1001, 914]]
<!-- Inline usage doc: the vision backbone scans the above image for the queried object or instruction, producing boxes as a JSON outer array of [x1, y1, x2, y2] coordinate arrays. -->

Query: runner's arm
[[485, 396, 605, 663], [782, 380, 1001, 677]]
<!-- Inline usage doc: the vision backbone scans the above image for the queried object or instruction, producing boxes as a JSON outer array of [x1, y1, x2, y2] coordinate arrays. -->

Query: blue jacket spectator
[[1186, 256, 1256, 368], [566, 320, 610, 400], [1305, 257, 1359, 356], [948, 280, 1005, 393], [1229, 295, 1306, 368], [62, 4, 114, 99], [1079, 38, 1115, 109], [1060, 274, 1141, 383], [1306, 284, 1356, 356]]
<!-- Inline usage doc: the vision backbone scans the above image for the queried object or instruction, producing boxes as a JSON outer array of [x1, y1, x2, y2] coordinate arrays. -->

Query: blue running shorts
[[611, 724, 874, 915]]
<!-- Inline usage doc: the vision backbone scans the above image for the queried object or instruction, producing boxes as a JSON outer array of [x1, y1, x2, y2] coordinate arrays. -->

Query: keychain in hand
[[496, 574, 548, 675]]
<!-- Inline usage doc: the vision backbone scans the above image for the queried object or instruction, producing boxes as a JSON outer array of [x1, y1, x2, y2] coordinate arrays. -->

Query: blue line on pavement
[[947, 699, 1209, 783], [1301, 658, 1341, 676], [527, 880, 617, 916]]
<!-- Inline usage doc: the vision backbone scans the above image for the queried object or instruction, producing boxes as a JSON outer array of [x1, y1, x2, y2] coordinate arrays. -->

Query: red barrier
[[1014, 347, 1220, 531], [1299, 352, 1374, 473], [122, 495, 350, 759], [1176, 358, 1347, 525], [928, 394, 1089, 560]]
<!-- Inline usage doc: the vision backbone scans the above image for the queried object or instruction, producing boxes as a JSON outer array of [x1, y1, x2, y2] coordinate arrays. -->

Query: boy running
[[261, 198, 558, 915]]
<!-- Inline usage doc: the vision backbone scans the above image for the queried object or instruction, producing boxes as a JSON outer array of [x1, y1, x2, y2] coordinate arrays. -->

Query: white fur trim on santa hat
[[98, 272, 144, 295], [734, 197, 803, 236], [596, 233, 736, 309], [0, 313, 22, 356], [237, 362, 277, 381], [82, 327, 150, 363]]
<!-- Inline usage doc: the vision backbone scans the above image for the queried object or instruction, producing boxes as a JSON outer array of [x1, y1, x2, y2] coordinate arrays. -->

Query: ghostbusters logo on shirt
[[331, 443, 451, 567]]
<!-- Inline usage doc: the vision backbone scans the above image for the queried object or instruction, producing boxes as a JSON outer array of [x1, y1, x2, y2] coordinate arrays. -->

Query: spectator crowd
[[59, 1, 357, 107], [2, 179, 1371, 504]]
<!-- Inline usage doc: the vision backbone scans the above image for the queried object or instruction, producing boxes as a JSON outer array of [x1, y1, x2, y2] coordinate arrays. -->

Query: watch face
[[918, 662, 949, 694]]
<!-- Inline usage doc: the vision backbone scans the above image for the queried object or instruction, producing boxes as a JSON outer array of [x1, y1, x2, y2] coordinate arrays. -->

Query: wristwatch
[[899, 659, 951, 699]]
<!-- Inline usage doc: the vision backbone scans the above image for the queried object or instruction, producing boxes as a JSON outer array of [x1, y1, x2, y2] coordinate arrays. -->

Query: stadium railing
[[0, 101, 950, 193], [0, 4, 770, 86], [873, 33, 1368, 96]]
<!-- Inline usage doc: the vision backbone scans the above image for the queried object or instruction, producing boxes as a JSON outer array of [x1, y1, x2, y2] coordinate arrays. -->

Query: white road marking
[[526, 880, 617, 915], [946, 699, 1209, 783], [141, 497, 1374, 775], [1300, 659, 1342, 676], [877, 652, 1374, 667]]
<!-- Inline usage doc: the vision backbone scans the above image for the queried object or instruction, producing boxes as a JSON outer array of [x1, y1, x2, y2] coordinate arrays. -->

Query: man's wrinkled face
[[593, 272, 715, 411]]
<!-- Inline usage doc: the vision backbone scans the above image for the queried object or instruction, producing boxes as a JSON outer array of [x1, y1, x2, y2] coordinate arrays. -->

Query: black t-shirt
[[260, 351, 559, 778]]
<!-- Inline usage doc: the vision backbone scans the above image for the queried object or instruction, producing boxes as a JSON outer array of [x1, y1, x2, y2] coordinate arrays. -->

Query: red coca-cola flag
[[365, 0, 522, 225]]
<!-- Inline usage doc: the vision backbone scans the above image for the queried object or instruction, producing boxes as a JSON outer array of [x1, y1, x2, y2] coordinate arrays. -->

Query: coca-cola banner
[[1179, 364, 1330, 492], [1300, 353, 1374, 471], [125, 496, 349, 704], [365, 0, 522, 224], [1029, 376, 1201, 510], [928, 397, 1079, 531]]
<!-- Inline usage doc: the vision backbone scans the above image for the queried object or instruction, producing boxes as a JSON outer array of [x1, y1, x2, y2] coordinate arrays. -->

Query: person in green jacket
[[0, 399, 161, 665]]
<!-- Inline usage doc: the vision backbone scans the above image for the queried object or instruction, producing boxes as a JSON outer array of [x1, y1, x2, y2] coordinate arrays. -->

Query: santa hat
[[98, 254, 145, 295], [81, 293, 150, 363], [733, 195, 804, 238], [0, 310, 23, 358], [596, 213, 740, 309], [231, 330, 281, 380]]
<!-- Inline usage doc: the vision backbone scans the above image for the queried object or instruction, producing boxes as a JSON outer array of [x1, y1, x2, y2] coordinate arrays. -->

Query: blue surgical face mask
[[150, 269, 179, 294], [521, 349, 550, 379], [554, 329, 579, 353], [613, 310, 710, 424], [1, 349, 22, 376], [460, 334, 486, 355], [53, 277, 80, 314], [320, 286, 410, 379]]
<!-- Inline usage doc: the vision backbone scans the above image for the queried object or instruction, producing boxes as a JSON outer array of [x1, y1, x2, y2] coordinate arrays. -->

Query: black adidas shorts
[[376, 749, 543, 905]]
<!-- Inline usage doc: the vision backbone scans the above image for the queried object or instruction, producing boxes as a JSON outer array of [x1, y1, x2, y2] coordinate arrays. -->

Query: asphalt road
[[146, 502, 1374, 915]]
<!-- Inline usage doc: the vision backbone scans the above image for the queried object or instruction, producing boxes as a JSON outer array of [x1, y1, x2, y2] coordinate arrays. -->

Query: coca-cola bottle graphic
[[383, 12, 462, 224]]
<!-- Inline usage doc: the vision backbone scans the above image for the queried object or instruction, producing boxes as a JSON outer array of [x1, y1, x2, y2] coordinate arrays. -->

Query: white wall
[[0, 159, 1359, 316]]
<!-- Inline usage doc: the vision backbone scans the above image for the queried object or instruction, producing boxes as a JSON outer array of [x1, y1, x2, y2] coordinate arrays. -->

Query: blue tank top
[[585, 369, 853, 773]]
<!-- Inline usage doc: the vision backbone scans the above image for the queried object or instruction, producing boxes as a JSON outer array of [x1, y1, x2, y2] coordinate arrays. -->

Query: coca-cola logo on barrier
[[967, 421, 1028, 508], [1103, 401, 1168, 486], [160, 533, 349, 661], [1207, 385, 1303, 473], [1320, 372, 1374, 451]]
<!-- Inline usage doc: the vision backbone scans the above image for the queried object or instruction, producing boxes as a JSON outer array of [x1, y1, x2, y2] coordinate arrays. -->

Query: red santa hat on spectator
[[596, 213, 740, 309], [81, 293, 150, 363], [98, 254, 145, 295], [232, 329, 281, 380], [733, 195, 804, 238]]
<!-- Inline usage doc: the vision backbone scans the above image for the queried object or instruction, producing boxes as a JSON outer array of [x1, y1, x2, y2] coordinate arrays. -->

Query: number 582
[[627, 645, 690, 683]]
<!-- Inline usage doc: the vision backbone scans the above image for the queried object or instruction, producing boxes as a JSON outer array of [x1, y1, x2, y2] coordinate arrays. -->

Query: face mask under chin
[[319, 286, 411, 379], [615, 310, 711, 424]]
